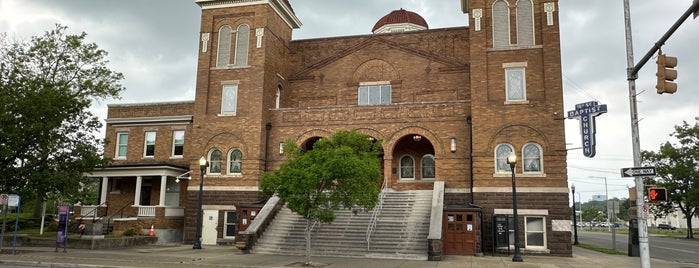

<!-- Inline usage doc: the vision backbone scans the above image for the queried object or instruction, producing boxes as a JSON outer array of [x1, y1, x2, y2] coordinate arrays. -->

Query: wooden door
[[443, 211, 477, 255]]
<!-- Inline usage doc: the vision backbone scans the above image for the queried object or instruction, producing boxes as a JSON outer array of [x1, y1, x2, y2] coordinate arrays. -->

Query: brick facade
[[93, 0, 571, 256]]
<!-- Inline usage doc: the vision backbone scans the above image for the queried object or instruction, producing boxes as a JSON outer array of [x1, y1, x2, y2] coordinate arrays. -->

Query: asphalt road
[[577, 230, 699, 264]]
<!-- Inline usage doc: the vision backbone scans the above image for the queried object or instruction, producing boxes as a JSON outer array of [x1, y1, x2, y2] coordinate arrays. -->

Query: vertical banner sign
[[567, 101, 608, 157], [56, 205, 69, 250]]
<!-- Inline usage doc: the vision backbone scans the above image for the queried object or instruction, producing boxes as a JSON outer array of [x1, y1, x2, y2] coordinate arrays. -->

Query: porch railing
[[366, 180, 388, 250], [138, 206, 157, 217]]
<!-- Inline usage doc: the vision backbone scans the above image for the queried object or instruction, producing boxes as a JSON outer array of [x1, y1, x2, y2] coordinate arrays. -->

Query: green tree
[[0, 25, 123, 212], [641, 118, 699, 239], [260, 130, 382, 265]]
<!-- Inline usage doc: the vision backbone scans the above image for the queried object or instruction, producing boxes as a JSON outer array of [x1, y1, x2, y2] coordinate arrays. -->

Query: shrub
[[122, 228, 138, 237]]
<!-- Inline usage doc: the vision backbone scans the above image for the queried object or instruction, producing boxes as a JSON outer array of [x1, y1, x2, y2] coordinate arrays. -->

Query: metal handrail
[[366, 180, 387, 250]]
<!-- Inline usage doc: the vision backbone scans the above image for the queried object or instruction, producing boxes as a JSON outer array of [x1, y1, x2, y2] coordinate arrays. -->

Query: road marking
[[652, 245, 696, 254]]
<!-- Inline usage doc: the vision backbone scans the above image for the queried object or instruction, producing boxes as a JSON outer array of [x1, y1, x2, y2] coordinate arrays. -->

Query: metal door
[[202, 209, 218, 245]]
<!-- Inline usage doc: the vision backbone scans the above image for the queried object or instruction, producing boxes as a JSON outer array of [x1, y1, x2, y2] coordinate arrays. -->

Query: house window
[[522, 143, 542, 173], [421, 154, 435, 180], [172, 130, 185, 157], [505, 68, 526, 101], [516, 0, 535, 46], [209, 149, 222, 174], [144, 131, 156, 157], [110, 179, 122, 193], [228, 149, 242, 175], [275, 85, 281, 109], [525, 216, 546, 248], [492, 0, 511, 48], [399, 155, 415, 180], [495, 144, 514, 173], [216, 25, 232, 67], [358, 84, 391, 106], [116, 132, 128, 159], [221, 84, 238, 115], [233, 24, 249, 66], [224, 211, 238, 238]]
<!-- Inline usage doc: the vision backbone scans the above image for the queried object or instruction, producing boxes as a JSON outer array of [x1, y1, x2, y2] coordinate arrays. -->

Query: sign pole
[[11, 196, 20, 255], [1, 203, 7, 252]]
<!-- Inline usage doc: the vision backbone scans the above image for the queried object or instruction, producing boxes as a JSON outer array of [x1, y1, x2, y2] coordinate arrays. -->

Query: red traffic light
[[648, 187, 667, 202]]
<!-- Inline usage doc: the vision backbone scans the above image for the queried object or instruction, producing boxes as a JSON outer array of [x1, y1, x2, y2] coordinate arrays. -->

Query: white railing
[[366, 180, 388, 250], [80, 205, 100, 217], [138, 206, 157, 217]]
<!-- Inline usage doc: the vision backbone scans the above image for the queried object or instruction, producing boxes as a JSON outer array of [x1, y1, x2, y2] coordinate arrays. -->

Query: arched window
[[522, 143, 542, 173], [209, 149, 222, 174], [233, 24, 249, 66], [492, 0, 510, 48], [516, 0, 535, 46], [216, 25, 232, 67], [421, 154, 435, 180], [399, 155, 415, 180], [275, 85, 282, 109], [495, 144, 515, 173], [228, 149, 243, 174]]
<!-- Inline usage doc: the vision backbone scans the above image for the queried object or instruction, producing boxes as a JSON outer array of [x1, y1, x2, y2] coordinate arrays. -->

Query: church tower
[[462, 0, 570, 255], [185, 0, 301, 243]]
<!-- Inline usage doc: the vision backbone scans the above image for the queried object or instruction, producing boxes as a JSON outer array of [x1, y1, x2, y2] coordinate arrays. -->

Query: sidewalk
[[1, 245, 697, 268]]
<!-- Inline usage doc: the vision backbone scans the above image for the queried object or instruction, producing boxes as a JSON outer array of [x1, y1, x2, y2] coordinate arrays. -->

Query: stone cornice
[[195, 0, 301, 29]]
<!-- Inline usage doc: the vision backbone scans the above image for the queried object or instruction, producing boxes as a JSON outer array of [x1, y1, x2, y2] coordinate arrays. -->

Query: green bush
[[122, 228, 138, 237]]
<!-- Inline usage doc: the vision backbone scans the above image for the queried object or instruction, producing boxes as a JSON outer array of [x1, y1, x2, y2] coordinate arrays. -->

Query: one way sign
[[620, 167, 656, 177]]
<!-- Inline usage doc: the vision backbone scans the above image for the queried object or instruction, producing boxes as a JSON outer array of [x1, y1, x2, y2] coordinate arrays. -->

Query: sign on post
[[8, 195, 20, 207], [0, 194, 7, 205], [620, 167, 656, 177], [567, 101, 607, 158]]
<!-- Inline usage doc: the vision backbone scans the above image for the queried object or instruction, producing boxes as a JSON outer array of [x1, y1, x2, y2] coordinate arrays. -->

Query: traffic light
[[656, 52, 677, 94], [648, 187, 667, 202]]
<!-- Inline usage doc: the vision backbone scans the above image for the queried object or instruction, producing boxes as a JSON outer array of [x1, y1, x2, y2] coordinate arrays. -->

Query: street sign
[[0, 194, 8, 205], [7, 195, 19, 207], [620, 166, 656, 177]]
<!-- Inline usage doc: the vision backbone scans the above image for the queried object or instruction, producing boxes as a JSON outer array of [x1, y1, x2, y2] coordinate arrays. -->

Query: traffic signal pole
[[622, 1, 699, 267]]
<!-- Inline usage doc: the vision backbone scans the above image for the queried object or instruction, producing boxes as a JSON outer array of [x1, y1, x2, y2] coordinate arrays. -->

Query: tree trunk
[[686, 216, 694, 239], [305, 218, 312, 265], [33, 196, 43, 218]]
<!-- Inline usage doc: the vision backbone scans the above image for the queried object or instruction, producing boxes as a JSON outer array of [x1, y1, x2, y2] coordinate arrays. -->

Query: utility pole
[[622, 1, 699, 267]]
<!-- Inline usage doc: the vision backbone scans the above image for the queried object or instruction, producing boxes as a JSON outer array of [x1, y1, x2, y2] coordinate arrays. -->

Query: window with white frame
[[515, 0, 534, 46], [209, 149, 222, 174], [144, 131, 156, 157], [116, 132, 128, 159], [224, 211, 238, 238], [505, 67, 526, 101], [525, 216, 546, 248], [233, 24, 249, 66], [228, 149, 242, 175], [275, 85, 281, 109], [221, 84, 238, 115], [399, 155, 415, 180], [495, 143, 514, 173], [492, 0, 510, 48], [216, 25, 232, 67], [358, 83, 391, 106], [421, 154, 435, 180], [172, 130, 185, 157], [522, 143, 542, 173]]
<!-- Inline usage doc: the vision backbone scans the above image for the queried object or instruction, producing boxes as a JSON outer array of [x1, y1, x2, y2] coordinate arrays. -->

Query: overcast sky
[[1, 0, 697, 202]]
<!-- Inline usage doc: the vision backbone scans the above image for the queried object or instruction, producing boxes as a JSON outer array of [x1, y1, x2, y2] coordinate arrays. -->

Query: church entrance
[[443, 210, 479, 255]]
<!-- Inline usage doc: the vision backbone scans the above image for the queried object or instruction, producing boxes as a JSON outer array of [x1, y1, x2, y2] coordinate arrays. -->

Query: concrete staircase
[[252, 190, 433, 260]]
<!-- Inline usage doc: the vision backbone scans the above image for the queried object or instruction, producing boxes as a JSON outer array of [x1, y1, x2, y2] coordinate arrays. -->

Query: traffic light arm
[[627, 0, 699, 80]]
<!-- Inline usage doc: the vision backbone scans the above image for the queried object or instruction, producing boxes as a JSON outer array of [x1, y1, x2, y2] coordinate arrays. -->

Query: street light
[[193, 156, 208, 249], [571, 184, 579, 245], [507, 152, 523, 262]]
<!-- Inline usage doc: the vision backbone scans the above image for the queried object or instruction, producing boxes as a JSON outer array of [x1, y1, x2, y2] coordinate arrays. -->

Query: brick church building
[[85, 0, 572, 259]]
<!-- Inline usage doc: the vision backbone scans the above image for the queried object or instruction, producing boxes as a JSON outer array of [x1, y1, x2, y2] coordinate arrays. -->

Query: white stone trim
[[473, 187, 568, 193], [188, 186, 259, 191], [201, 205, 237, 210], [106, 115, 193, 126], [493, 208, 548, 215]]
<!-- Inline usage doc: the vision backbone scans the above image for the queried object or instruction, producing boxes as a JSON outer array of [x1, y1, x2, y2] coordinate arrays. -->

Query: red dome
[[372, 9, 428, 32]]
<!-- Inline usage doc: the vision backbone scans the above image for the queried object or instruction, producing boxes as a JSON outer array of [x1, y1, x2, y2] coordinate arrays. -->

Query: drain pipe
[[264, 123, 271, 172], [467, 116, 473, 204]]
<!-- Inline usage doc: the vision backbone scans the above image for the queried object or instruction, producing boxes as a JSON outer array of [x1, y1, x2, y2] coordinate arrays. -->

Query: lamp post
[[507, 152, 523, 262], [571, 184, 579, 245], [193, 156, 208, 249]]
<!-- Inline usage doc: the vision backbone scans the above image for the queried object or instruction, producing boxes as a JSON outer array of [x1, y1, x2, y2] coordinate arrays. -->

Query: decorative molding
[[473, 187, 568, 193], [493, 208, 549, 215], [201, 33, 210, 53], [106, 115, 193, 126], [544, 2, 556, 26], [472, 9, 483, 31], [256, 28, 264, 48]]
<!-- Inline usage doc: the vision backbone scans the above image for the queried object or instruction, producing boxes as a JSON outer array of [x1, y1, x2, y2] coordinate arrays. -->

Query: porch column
[[134, 176, 142, 206], [158, 175, 167, 206], [100, 177, 109, 204]]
